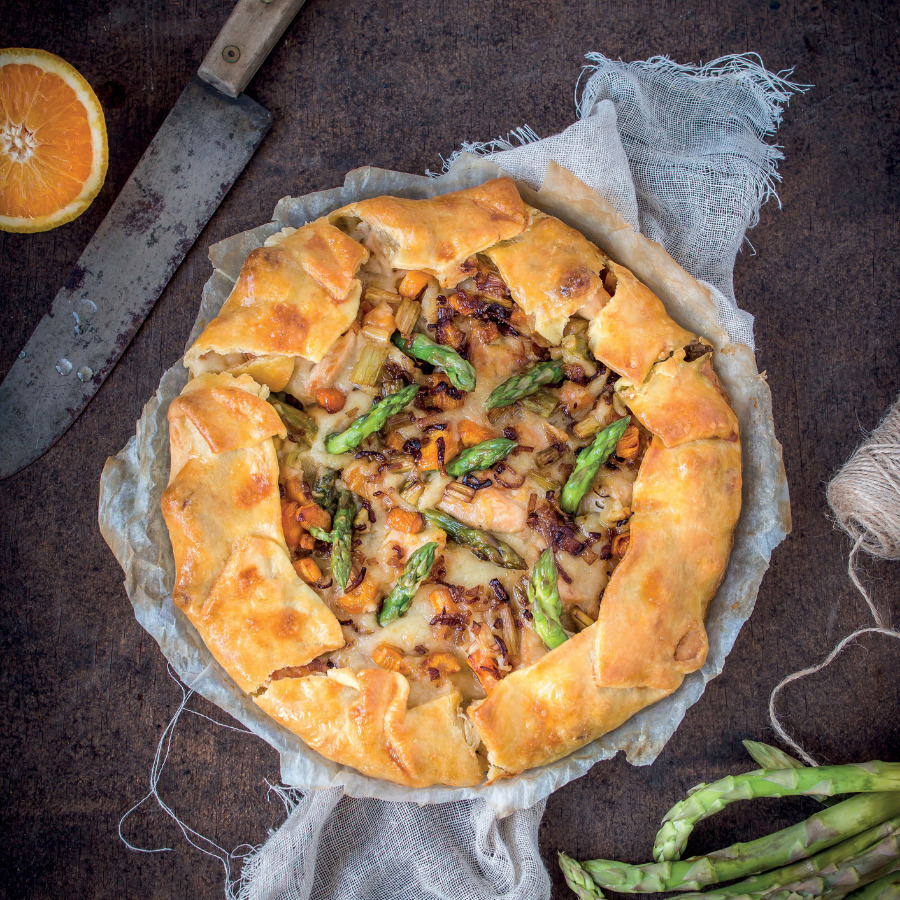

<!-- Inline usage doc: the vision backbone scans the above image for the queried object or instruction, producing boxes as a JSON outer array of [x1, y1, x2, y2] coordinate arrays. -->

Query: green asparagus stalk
[[484, 360, 565, 410], [560, 818, 900, 900], [270, 398, 318, 448], [324, 383, 419, 455], [661, 817, 900, 899], [560, 417, 630, 515], [421, 508, 526, 569], [527, 549, 568, 649], [743, 740, 840, 807], [445, 438, 517, 478], [377, 542, 438, 625], [743, 739, 812, 771], [654, 762, 900, 863], [392, 332, 476, 392], [846, 869, 900, 899], [312, 468, 338, 515], [330, 490, 356, 590], [558, 853, 606, 900], [582, 791, 900, 893], [307, 526, 333, 544]]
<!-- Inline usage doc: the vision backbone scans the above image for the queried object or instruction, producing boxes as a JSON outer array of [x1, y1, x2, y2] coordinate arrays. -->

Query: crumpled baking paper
[[99, 155, 790, 818]]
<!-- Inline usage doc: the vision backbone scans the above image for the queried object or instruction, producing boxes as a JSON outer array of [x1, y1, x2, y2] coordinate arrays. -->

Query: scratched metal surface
[[0, 77, 270, 478], [0, 1, 899, 898]]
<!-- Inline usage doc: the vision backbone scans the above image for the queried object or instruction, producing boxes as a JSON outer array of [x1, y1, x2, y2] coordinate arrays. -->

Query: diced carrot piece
[[283, 475, 308, 504], [386, 430, 407, 452], [297, 502, 331, 533], [416, 429, 459, 472], [281, 500, 304, 549], [371, 643, 411, 675], [421, 651, 461, 679], [615, 425, 640, 460], [294, 557, 322, 583], [386, 507, 424, 534], [467, 646, 502, 695], [398, 270, 431, 298], [340, 462, 367, 496], [429, 586, 458, 615], [315, 387, 346, 413], [299, 534, 317, 551], [457, 419, 496, 448], [336, 575, 380, 614]]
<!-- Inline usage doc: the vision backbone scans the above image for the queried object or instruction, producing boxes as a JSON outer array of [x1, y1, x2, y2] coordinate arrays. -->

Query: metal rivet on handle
[[222, 45, 241, 63]]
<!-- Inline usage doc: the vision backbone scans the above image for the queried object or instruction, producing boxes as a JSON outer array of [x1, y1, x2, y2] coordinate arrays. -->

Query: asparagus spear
[[560, 417, 631, 515], [484, 360, 565, 410], [581, 791, 900, 893], [558, 853, 607, 900], [270, 398, 318, 447], [743, 740, 840, 807], [330, 490, 356, 590], [527, 549, 568, 649], [307, 526, 333, 544], [312, 468, 338, 515], [743, 739, 812, 771], [445, 438, 516, 478], [392, 332, 476, 392], [324, 383, 419, 455], [654, 762, 900, 863], [664, 817, 900, 899], [377, 542, 438, 626], [846, 869, 900, 899], [421, 509, 526, 569], [560, 818, 900, 900]]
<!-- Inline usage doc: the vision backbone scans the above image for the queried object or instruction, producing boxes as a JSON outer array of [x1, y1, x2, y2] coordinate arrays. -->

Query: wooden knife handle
[[198, 0, 307, 98]]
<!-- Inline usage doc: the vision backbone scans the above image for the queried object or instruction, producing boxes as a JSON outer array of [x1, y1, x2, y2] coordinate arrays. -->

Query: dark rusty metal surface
[[0, 77, 270, 478], [0, 1, 899, 898]]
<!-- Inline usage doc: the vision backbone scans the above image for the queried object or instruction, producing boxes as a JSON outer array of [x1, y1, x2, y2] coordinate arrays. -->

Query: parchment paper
[[99, 156, 790, 818]]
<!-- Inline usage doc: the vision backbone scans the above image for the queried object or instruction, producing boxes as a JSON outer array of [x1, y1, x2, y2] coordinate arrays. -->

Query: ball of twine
[[826, 394, 900, 559], [770, 395, 900, 765]]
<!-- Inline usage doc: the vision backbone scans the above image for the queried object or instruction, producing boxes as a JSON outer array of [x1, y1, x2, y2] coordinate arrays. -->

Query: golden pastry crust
[[168, 372, 286, 458], [588, 262, 696, 384], [198, 536, 344, 692], [161, 175, 745, 786], [468, 625, 671, 775], [162, 373, 343, 688], [256, 669, 485, 787], [616, 350, 739, 447], [593, 436, 742, 692], [485, 209, 611, 343], [185, 219, 369, 370], [331, 177, 527, 287]]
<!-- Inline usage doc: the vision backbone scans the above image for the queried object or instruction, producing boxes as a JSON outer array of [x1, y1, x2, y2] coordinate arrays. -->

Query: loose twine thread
[[769, 395, 900, 766]]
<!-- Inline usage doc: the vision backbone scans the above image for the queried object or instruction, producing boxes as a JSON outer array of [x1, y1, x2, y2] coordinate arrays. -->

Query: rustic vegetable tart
[[162, 177, 741, 787]]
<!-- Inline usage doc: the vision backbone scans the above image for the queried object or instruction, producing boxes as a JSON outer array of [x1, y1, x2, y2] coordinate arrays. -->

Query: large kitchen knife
[[0, 0, 307, 479]]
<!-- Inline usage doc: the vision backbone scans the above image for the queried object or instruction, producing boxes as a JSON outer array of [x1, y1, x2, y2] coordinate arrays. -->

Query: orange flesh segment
[[0, 51, 107, 230]]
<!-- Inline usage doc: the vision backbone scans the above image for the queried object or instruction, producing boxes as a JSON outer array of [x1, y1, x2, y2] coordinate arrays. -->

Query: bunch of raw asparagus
[[560, 742, 900, 900]]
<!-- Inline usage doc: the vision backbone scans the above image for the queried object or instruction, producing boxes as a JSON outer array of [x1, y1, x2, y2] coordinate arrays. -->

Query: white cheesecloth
[[113, 52, 807, 900]]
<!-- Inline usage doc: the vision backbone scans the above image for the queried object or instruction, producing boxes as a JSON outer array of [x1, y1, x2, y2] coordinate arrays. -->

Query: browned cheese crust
[[161, 177, 743, 785]]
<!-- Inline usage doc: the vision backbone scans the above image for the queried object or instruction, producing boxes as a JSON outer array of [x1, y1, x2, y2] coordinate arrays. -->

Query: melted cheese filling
[[267, 256, 646, 708]]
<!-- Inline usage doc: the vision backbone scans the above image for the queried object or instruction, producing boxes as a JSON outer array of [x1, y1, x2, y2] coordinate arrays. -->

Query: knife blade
[[0, 0, 307, 480]]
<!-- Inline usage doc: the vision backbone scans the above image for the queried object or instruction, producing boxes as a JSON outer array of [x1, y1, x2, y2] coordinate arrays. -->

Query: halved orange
[[0, 48, 108, 233]]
